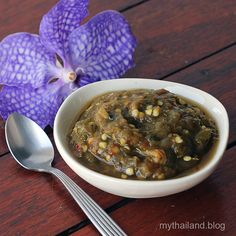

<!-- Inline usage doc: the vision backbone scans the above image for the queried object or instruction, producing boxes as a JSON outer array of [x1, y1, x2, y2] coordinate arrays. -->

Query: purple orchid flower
[[0, 0, 137, 128]]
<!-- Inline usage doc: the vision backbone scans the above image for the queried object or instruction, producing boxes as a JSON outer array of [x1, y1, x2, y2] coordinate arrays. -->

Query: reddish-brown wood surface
[[0, 118, 7, 155], [0, 0, 236, 235], [125, 0, 236, 78], [0, 151, 121, 235], [0, 0, 144, 38]]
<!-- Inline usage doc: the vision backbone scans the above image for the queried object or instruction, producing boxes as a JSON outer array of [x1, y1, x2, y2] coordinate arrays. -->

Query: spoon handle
[[49, 167, 127, 236]]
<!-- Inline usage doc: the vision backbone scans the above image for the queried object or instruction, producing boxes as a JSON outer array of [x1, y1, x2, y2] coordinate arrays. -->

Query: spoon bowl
[[5, 113, 54, 171]]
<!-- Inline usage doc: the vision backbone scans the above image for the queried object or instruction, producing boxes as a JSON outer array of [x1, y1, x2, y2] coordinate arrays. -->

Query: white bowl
[[54, 78, 229, 198]]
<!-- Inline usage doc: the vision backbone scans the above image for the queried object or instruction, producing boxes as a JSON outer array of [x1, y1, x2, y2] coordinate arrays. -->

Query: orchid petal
[[40, 0, 89, 63], [78, 75, 100, 87], [0, 33, 57, 88], [0, 82, 70, 128], [68, 10, 137, 81]]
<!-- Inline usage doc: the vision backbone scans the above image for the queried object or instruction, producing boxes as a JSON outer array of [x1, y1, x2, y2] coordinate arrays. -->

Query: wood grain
[[123, 0, 236, 79], [0, 147, 121, 235], [0, 0, 143, 38], [0, 118, 7, 155], [72, 146, 236, 236]]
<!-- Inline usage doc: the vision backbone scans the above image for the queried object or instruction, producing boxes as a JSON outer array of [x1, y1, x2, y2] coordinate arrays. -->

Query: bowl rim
[[54, 78, 229, 186]]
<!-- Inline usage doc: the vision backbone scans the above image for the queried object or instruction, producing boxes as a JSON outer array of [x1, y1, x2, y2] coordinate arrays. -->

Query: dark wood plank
[[0, 149, 121, 235], [0, 0, 143, 38], [73, 146, 236, 236], [124, 0, 236, 79], [0, 118, 7, 155]]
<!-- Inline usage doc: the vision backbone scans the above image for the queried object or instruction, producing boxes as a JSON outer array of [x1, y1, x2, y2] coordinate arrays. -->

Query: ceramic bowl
[[54, 78, 229, 198]]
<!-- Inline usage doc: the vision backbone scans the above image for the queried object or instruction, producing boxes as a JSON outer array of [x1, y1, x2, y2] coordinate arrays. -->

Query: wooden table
[[0, 1, 236, 235]]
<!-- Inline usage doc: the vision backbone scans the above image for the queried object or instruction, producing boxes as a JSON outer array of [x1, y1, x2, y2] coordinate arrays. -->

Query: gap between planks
[[157, 41, 236, 81], [56, 198, 135, 236], [119, 0, 150, 12]]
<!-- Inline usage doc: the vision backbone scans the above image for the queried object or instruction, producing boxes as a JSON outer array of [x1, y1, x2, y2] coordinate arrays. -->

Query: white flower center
[[68, 71, 77, 82], [61, 69, 77, 83], [49, 64, 78, 83]]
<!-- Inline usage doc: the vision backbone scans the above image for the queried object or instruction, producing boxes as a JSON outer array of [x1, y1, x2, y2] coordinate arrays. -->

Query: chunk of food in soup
[[69, 89, 218, 180]]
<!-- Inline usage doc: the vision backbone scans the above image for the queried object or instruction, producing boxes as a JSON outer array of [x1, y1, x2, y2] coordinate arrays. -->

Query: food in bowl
[[69, 89, 218, 180]]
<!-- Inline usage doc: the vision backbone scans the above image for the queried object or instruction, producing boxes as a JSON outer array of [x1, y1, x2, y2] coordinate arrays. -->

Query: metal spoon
[[5, 113, 126, 236]]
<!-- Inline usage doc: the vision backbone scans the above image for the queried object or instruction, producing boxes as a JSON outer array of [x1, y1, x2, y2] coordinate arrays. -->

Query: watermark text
[[159, 221, 225, 231]]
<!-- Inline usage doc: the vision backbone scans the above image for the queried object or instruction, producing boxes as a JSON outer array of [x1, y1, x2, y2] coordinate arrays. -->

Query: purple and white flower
[[0, 0, 137, 128]]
